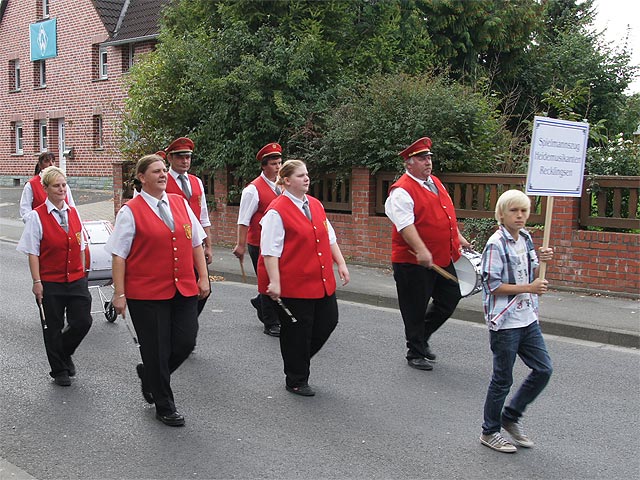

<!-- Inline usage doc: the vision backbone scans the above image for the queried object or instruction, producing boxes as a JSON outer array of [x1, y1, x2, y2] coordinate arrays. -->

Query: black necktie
[[178, 174, 191, 199]]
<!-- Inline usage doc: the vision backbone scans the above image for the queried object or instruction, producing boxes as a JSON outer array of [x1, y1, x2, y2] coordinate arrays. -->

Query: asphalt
[[0, 190, 638, 349]]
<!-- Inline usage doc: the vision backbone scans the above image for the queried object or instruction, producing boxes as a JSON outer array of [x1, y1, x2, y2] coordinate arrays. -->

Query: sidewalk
[[7, 196, 639, 349]]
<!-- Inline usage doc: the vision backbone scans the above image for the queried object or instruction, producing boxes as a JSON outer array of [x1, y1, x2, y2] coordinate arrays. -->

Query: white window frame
[[39, 120, 48, 152], [15, 122, 24, 155], [39, 60, 46, 87], [42, 0, 50, 18], [14, 60, 21, 90], [99, 46, 108, 79]]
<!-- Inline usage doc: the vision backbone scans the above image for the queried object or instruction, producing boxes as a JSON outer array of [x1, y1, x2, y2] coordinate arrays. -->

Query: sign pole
[[538, 196, 554, 280]]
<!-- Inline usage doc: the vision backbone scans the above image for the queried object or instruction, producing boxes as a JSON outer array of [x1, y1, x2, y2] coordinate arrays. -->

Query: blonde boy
[[479, 190, 554, 453]]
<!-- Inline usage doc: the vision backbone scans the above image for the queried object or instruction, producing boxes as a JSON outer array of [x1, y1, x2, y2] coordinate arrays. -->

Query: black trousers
[[247, 243, 279, 327], [275, 294, 338, 388], [128, 292, 198, 416], [392, 261, 461, 360], [40, 278, 93, 377]]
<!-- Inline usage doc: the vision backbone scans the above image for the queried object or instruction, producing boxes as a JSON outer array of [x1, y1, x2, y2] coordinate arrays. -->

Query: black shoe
[[424, 345, 437, 362], [66, 357, 76, 377], [250, 296, 263, 320], [155, 411, 185, 427], [286, 384, 315, 396], [136, 363, 154, 404], [53, 372, 71, 386], [407, 358, 433, 371], [263, 324, 281, 337]]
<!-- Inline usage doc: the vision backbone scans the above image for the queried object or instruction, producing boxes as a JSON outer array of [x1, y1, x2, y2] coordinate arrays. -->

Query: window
[[15, 122, 24, 155], [9, 60, 21, 91], [99, 46, 108, 79], [39, 120, 48, 151], [93, 115, 104, 149], [122, 44, 135, 73], [34, 60, 46, 87]]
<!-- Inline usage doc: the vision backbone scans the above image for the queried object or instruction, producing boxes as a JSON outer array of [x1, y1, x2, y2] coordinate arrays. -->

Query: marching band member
[[20, 152, 75, 221], [105, 154, 210, 426], [233, 142, 283, 336], [385, 136, 470, 371], [258, 159, 350, 396], [17, 166, 92, 386], [164, 137, 213, 317]]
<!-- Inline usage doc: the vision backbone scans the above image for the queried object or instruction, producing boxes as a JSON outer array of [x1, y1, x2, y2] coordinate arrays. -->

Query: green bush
[[313, 73, 515, 175], [586, 133, 640, 176]]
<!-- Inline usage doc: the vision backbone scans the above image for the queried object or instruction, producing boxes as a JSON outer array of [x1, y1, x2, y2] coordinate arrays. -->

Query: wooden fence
[[311, 171, 639, 230]]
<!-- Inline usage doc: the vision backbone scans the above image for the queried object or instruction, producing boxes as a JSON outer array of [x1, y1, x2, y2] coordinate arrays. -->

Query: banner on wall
[[30, 18, 57, 61]]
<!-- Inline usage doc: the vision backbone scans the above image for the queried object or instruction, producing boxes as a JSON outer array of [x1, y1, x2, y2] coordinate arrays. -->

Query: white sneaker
[[480, 432, 517, 453], [503, 421, 535, 448]]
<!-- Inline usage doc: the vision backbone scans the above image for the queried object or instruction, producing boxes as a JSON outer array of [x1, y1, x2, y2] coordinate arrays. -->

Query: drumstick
[[409, 250, 459, 284], [276, 298, 297, 323], [239, 257, 247, 283], [37, 300, 48, 330]]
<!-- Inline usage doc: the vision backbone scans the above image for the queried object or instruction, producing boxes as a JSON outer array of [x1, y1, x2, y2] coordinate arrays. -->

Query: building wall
[[0, 0, 154, 190]]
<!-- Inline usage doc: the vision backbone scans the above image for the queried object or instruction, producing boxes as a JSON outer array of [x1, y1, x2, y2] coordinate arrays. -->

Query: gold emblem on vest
[[183, 224, 192, 239]]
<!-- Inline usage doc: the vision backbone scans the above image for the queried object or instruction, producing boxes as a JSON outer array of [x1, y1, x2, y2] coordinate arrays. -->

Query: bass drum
[[453, 250, 482, 297], [83, 220, 113, 281]]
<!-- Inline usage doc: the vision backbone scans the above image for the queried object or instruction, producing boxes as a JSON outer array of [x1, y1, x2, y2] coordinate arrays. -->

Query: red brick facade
[[0, 1, 156, 189]]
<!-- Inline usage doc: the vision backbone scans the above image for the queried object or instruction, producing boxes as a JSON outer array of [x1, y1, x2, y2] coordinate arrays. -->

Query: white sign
[[526, 116, 589, 197]]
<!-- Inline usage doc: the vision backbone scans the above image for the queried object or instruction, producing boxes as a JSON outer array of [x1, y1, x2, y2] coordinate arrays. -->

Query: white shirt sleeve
[[237, 184, 259, 226], [327, 219, 337, 245], [19, 183, 34, 222], [260, 209, 285, 257], [16, 210, 42, 256], [104, 206, 136, 259], [195, 176, 211, 228], [384, 187, 415, 231]]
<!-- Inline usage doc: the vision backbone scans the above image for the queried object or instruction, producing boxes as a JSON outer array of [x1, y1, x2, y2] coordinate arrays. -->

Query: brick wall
[[112, 163, 639, 296], [0, 1, 156, 190]]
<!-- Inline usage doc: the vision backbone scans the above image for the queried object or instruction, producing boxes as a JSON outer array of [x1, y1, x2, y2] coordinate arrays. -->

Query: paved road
[[1, 243, 639, 479]]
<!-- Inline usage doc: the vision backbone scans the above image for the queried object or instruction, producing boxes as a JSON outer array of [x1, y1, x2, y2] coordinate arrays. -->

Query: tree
[[122, 0, 437, 179]]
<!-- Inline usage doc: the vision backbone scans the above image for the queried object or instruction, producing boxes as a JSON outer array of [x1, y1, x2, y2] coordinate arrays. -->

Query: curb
[[212, 269, 639, 350]]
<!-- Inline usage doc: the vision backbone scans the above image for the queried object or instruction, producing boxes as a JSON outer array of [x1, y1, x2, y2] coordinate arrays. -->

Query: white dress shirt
[[236, 173, 280, 226], [260, 190, 337, 258], [168, 168, 211, 228], [104, 190, 206, 259], [17, 199, 85, 256], [384, 172, 436, 231]]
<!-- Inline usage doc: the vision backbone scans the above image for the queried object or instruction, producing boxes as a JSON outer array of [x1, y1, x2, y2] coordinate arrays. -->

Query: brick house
[[0, 0, 167, 190]]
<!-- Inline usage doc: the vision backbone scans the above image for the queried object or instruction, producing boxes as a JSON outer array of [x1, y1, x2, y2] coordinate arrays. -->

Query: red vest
[[166, 173, 203, 219], [247, 176, 278, 247], [257, 195, 336, 299], [36, 205, 85, 283], [390, 174, 461, 267], [29, 176, 47, 209], [124, 194, 198, 300]]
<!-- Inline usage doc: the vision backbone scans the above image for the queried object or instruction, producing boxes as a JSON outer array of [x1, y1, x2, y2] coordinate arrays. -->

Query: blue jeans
[[482, 321, 553, 435]]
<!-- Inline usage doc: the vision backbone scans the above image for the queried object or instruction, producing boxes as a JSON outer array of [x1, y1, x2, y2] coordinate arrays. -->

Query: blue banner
[[30, 18, 57, 61]]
